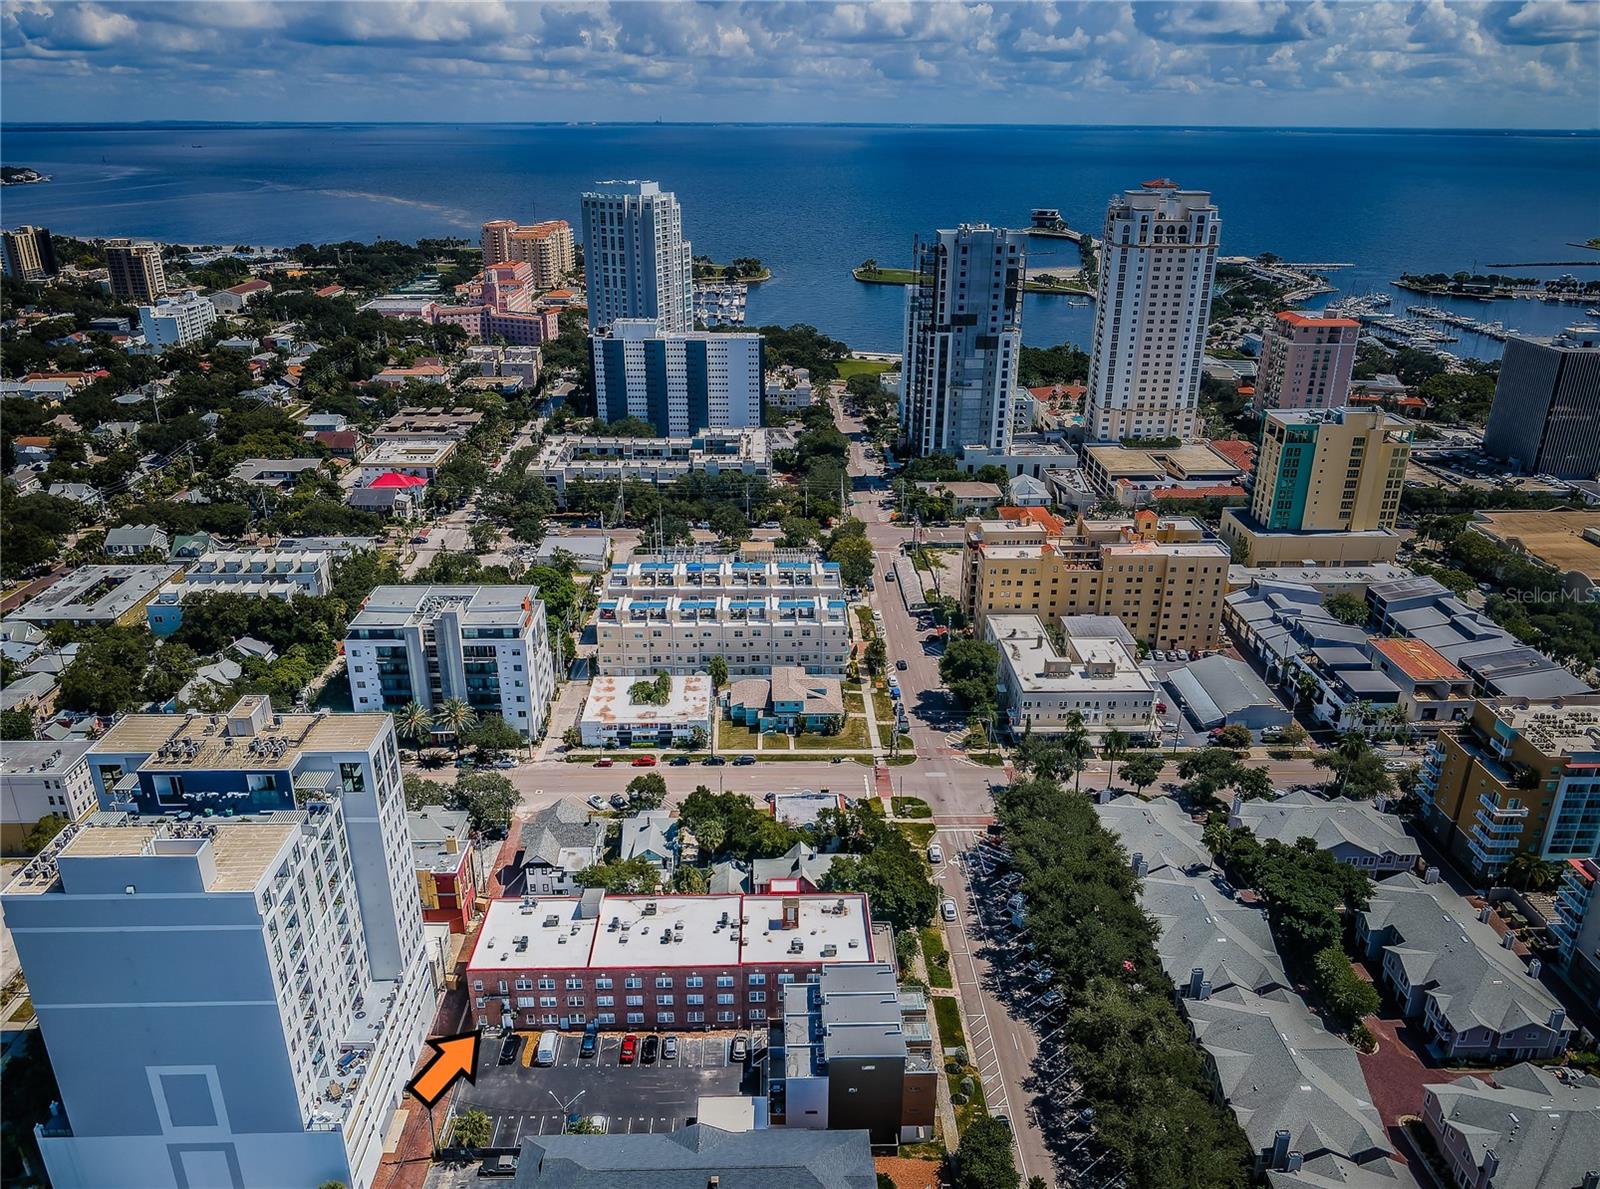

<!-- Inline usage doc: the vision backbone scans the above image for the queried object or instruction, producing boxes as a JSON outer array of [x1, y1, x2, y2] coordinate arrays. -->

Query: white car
[[941, 898, 958, 921], [927, 843, 944, 864]]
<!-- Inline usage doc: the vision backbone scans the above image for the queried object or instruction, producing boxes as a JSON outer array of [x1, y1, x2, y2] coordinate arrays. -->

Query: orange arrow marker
[[407, 1029, 482, 1108]]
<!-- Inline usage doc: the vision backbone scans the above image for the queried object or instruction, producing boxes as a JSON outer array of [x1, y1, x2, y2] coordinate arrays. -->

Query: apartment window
[[656, 995, 674, 1006], [685, 975, 704, 988], [594, 977, 613, 990], [655, 976, 674, 988], [717, 993, 735, 1005], [539, 996, 557, 1009], [538, 977, 556, 990], [566, 977, 584, 990], [627, 1012, 645, 1025], [626, 995, 643, 1007], [716, 974, 735, 988], [687, 993, 704, 1005], [747, 973, 766, 986], [625, 976, 643, 989], [749, 991, 766, 1003], [596, 995, 614, 1007]]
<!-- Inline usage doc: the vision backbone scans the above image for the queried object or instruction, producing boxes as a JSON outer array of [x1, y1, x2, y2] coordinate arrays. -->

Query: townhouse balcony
[[1477, 792, 1529, 819]]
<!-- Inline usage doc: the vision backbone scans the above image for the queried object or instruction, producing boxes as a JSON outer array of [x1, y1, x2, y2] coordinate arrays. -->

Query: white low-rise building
[[137, 290, 218, 351], [356, 439, 457, 484], [344, 585, 557, 739], [147, 550, 334, 635], [986, 613, 1159, 740], [596, 552, 850, 677], [579, 674, 713, 747], [0, 741, 95, 851], [531, 428, 786, 501]]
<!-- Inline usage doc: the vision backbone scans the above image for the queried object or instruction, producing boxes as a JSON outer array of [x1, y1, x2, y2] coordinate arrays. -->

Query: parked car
[[632, 755, 657, 767], [620, 1034, 639, 1065], [489, 756, 516, 769], [609, 793, 629, 810], [703, 755, 727, 766], [641, 1034, 659, 1064], [662, 1035, 678, 1062], [593, 757, 615, 768], [580, 1023, 599, 1058], [941, 898, 958, 921], [497, 1035, 522, 1066], [670, 755, 691, 766], [734, 755, 756, 766], [587, 795, 608, 811], [730, 1034, 750, 1063], [480, 1154, 518, 1178]]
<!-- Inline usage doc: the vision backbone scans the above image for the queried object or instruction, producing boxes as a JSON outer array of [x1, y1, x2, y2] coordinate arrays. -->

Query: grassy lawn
[[855, 606, 876, 637], [717, 719, 764, 752], [853, 266, 919, 284], [872, 688, 897, 724], [837, 358, 895, 379], [794, 716, 868, 750], [896, 821, 938, 849], [893, 796, 933, 818], [921, 927, 952, 989], [933, 995, 965, 1050]]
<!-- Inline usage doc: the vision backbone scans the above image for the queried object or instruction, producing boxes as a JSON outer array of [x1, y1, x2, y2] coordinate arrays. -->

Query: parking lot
[[940, 829, 1124, 1188], [455, 1029, 758, 1146]]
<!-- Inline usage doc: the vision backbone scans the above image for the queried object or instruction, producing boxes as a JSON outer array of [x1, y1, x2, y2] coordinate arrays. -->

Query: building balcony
[[1477, 792, 1529, 819]]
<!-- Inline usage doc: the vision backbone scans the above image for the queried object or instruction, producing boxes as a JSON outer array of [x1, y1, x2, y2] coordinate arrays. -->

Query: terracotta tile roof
[[1150, 484, 1247, 500], [1209, 439, 1257, 473], [1278, 311, 1360, 329]]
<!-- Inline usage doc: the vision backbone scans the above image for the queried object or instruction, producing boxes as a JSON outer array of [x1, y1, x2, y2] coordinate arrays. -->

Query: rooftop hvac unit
[[643, 901, 657, 915], [557, 935, 567, 945], [543, 915, 560, 928]]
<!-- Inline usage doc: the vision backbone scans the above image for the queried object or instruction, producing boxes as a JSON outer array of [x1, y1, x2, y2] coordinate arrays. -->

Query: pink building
[[1253, 311, 1360, 413], [365, 287, 559, 346], [473, 262, 538, 313]]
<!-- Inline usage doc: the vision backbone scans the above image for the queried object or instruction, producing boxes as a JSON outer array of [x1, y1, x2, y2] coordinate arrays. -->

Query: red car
[[631, 755, 657, 767], [593, 758, 615, 768], [620, 1034, 639, 1065]]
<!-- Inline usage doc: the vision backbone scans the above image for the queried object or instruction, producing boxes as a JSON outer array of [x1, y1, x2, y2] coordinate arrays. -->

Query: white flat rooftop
[[469, 892, 874, 973]]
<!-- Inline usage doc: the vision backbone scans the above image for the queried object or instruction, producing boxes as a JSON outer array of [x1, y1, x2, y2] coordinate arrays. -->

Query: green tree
[[952, 1114, 1020, 1189], [464, 715, 524, 760], [451, 1109, 492, 1149], [21, 813, 70, 855], [626, 772, 668, 810], [394, 700, 433, 755], [1503, 852, 1564, 892], [451, 771, 518, 835], [818, 826, 936, 933], [1102, 728, 1129, 785], [708, 655, 729, 692], [1120, 751, 1165, 795], [940, 638, 999, 720], [1314, 731, 1394, 801], [403, 773, 449, 811], [829, 533, 875, 589], [864, 636, 887, 676], [575, 855, 662, 893], [694, 817, 727, 856], [1212, 723, 1254, 750], [1313, 945, 1380, 1029], [434, 697, 479, 757], [0, 708, 36, 741], [1322, 592, 1370, 627], [468, 520, 501, 554]]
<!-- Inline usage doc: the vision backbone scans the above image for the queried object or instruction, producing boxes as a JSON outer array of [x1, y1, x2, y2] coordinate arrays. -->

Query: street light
[[548, 1088, 587, 1124]]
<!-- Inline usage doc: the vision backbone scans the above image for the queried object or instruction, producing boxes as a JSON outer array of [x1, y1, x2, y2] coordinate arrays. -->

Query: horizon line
[[4, 119, 1597, 135]]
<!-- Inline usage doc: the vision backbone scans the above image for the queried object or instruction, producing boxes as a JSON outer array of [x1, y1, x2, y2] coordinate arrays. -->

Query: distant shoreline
[[6, 121, 1597, 136]]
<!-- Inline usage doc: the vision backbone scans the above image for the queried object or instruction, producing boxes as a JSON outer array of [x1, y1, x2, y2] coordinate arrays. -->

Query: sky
[[2, 1, 1597, 129]]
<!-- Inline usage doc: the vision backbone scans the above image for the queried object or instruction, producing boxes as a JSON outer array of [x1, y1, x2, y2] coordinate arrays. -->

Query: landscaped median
[[932, 994, 988, 1133]]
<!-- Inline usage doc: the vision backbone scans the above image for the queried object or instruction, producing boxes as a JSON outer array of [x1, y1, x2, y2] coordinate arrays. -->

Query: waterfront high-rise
[[1083, 180, 1220, 443], [2, 697, 432, 1189], [590, 319, 763, 436], [580, 180, 693, 334], [1253, 311, 1360, 413], [1483, 325, 1600, 479], [480, 217, 576, 289], [105, 238, 168, 303], [900, 224, 1024, 457], [1, 225, 57, 281]]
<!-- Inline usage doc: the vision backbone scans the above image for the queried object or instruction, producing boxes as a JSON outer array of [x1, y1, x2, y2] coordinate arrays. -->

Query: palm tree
[[1060, 711, 1092, 792], [395, 700, 435, 757], [1102, 729, 1129, 789], [435, 698, 479, 758], [696, 818, 727, 857]]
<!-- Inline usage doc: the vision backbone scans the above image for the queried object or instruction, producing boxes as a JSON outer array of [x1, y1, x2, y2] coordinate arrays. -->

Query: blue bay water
[[2, 123, 1596, 355]]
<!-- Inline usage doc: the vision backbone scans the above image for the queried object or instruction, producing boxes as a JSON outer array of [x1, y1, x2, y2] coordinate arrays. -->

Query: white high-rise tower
[[1083, 180, 1220, 443], [580, 180, 693, 335], [900, 224, 1024, 457]]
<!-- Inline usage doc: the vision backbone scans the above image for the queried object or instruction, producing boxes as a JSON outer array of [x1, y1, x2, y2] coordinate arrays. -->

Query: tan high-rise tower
[[105, 239, 167, 303]]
